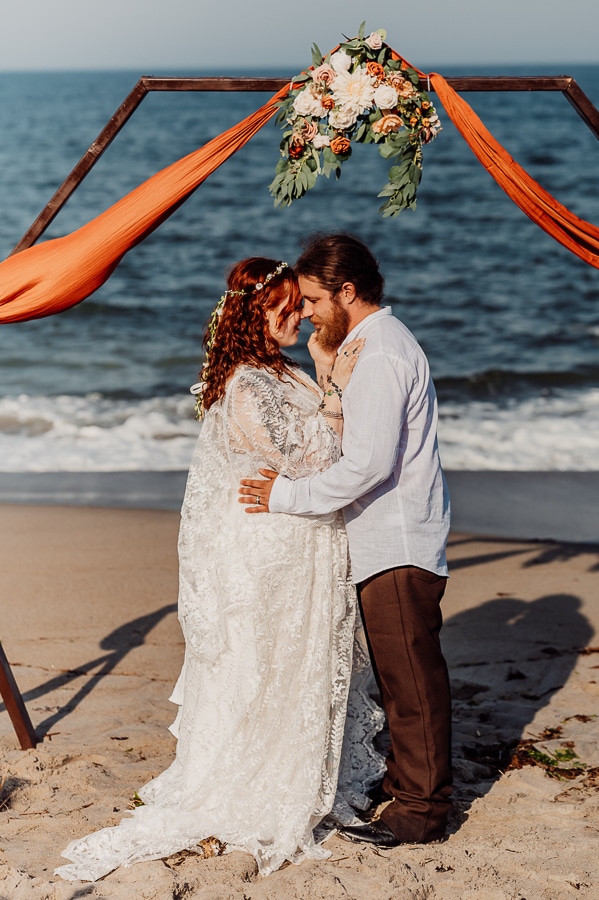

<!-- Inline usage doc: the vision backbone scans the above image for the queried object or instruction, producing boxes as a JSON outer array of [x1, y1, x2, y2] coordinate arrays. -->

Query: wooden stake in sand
[[0, 642, 37, 749]]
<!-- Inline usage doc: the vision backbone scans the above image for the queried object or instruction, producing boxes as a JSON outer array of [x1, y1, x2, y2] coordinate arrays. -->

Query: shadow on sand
[[0, 604, 177, 740], [443, 587, 594, 832]]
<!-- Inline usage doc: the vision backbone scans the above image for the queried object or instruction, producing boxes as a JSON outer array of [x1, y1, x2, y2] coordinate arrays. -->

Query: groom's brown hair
[[295, 233, 384, 306]]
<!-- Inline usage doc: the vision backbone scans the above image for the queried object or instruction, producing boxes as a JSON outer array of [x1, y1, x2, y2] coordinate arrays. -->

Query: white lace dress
[[56, 366, 384, 882]]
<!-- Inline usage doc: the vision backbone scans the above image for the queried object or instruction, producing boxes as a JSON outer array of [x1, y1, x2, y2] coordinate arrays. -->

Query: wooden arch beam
[[10, 74, 599, 256]]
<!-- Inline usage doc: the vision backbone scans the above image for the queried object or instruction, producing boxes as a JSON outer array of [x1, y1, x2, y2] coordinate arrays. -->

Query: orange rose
[[409, 114, 420, 127], [322, 95, 335, 110], [371, 114, 403, 135], [330, 136, 351, 155], [366, 61, 385, 83]]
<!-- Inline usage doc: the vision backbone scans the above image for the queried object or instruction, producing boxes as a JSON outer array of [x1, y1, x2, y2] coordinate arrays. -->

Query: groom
[[240, 233, 452, 847]]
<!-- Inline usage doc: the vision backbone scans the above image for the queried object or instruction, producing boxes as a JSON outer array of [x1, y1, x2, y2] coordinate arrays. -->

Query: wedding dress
[[56, 366, 384, 882]]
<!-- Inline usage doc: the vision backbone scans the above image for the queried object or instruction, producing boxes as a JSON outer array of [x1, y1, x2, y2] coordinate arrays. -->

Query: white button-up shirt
[[269, 307, 450, 584]]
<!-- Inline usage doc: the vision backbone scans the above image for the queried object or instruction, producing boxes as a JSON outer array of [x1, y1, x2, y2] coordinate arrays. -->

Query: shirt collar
[[338, 306, 392, 352]]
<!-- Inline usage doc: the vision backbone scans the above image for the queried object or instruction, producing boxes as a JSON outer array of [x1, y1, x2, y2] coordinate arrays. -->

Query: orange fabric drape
[[0, 85, 289, 323], [430, 72, 599, 268], [2, 56, 599, 325]]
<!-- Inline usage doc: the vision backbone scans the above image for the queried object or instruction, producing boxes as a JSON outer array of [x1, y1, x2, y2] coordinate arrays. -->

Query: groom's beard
[[311, 300, 350, 353]]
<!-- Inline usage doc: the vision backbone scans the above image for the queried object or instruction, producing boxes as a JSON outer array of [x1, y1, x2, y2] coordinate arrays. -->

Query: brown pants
[[358, 566, 452, 842]]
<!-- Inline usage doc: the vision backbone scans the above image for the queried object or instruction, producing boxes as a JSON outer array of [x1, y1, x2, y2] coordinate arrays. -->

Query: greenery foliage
[[270, 23, 442, 217]]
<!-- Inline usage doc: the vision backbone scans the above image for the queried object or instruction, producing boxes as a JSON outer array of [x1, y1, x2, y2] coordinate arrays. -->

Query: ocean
[[0, 65, 598, 473]]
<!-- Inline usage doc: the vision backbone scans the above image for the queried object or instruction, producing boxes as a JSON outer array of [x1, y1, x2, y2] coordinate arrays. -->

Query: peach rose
[[330, 135, 351, 155], [371, 114, 403, 135], [398, 82, 418, 99], [322, 95, 335, 110], [300, 119, 319, 141], [387, 72, 406, 89], [312, 63, 336, 86]]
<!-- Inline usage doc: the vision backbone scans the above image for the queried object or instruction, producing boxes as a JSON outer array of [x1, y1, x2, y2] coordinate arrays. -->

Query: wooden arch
[[12, 74, 599, 256]]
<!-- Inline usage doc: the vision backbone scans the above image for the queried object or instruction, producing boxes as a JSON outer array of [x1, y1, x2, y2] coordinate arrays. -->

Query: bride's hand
[[307, 332, 336, 369], [330, 338, 365, 390]]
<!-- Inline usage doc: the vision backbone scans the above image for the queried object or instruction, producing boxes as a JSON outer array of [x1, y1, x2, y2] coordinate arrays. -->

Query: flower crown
[[191, 261, 289, 419], [270, 23, 441, 217]]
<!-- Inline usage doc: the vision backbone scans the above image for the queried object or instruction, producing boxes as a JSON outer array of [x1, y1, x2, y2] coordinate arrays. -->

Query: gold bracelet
[[320, 410, 343, 419]]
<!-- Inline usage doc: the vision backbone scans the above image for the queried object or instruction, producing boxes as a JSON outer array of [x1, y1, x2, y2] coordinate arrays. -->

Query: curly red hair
[[200, 258, 301, 412]]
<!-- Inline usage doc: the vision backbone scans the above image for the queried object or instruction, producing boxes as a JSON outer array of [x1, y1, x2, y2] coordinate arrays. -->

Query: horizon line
[[0, 60, 597, 76]]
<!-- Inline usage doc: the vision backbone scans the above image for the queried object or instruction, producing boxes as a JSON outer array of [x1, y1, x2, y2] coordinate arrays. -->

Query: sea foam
[[0, 388, 597, 472]]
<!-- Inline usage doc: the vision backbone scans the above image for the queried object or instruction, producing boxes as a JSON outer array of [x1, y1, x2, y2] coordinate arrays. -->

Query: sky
[[0, 0, 597, 72]]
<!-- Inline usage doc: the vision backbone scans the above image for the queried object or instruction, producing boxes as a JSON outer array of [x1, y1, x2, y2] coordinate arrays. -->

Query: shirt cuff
[[269, 473, 294, 513]]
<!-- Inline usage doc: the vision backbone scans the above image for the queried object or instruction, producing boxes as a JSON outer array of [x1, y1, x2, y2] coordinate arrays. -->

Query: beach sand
[[1, 503, 599, 898]]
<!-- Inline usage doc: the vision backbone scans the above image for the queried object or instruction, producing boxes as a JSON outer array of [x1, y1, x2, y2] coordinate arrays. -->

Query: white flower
[[331, 68, 375, 116], [373, 84, 398, 110], [293, 87, 325, 118], [330, 50, 352, 73], [312, 133, 331, 149], [328, 107, 358, 130], [365, 31, 383, 50]]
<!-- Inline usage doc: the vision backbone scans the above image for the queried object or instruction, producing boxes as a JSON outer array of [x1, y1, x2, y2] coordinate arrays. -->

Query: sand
[[1, 503, 599, 899]]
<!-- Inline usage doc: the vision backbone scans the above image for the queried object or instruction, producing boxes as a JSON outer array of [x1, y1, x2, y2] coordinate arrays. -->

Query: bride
[[56, 257, 384, 882]]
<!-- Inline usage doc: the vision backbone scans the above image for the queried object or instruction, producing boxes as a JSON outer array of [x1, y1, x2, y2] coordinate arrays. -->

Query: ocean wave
[[0, 393, 199, 472], [0, 389, 597, 473], [438, 388, 599, 470]]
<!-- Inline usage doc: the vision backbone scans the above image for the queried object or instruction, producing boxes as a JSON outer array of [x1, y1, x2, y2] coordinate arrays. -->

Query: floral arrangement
[[270, 24, 441, 217]]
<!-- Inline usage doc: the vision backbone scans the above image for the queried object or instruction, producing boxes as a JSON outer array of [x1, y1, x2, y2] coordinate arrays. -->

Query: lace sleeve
[[224, 368, 341, 478]]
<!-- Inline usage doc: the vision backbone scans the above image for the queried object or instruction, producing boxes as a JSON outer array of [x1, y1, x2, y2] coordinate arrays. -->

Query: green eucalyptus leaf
[[358, 20, 366, 39], [378, 142, 400, 159], [388, 162, 410, 180], [306, 167, 319, 188]]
